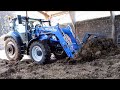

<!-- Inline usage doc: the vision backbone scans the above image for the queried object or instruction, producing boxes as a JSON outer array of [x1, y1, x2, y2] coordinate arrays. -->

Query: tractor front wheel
[[29, 41, 51, 64]]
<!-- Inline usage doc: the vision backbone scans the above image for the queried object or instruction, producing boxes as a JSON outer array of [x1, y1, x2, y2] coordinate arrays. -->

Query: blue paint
[[5, 16, 98, 59]]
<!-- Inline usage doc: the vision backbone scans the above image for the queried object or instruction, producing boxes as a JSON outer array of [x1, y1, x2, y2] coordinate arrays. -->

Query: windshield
[[42, 22, 50, 27], [12, 17, 51, 30], [28, 18, 51, 28]]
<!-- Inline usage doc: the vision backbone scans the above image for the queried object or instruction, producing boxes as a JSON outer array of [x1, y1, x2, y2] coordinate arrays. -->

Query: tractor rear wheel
[[5, 38, 23, 61], [29, 41, 51, 64]]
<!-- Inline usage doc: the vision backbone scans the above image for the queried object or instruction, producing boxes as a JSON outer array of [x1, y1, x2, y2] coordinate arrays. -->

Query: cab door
[[14, 19, 27, 43]]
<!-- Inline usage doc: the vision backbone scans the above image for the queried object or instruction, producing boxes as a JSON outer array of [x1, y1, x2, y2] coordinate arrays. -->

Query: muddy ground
[[0, 53, 120, 79], [1, 38, 120, 79]]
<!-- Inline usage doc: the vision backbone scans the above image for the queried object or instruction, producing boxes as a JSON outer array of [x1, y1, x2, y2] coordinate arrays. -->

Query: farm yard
[[0, 37, 120, 79], [0, 11, 120, 79]]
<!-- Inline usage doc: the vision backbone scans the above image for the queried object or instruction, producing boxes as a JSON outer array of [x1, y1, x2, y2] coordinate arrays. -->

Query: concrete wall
[[61, 15, 120, 43], [76, 17, 112, 40]]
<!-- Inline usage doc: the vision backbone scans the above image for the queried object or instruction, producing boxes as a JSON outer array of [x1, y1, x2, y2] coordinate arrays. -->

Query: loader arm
[[81, 33, 97, 44], [53, 25, 75, 58], [53, 24, 97, 59]]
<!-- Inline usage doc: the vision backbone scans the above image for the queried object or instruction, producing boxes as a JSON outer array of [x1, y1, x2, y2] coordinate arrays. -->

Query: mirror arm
[[17, 15, 22, 24]]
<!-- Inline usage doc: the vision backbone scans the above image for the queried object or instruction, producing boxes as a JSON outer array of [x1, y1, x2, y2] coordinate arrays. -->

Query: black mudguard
[[27, 38, 38, 55]]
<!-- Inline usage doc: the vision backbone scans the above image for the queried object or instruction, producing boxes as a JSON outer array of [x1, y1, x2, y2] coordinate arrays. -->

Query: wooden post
[[69, 11, 76, 38], [110, 11, 116, 44], [38, 11, 50, 20], [25, 11, 29, 44]]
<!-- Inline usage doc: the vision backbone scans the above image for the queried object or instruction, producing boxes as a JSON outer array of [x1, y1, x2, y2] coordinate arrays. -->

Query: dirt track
[[0, 53, 120, 79]]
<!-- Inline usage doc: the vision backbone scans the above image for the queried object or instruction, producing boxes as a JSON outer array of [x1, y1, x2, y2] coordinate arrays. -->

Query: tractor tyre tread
[[5, 37, 23, 61], [29, 41, 51, 64]]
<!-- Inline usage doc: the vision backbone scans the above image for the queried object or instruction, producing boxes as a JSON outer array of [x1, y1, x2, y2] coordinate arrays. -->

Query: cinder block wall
[[61, 15, 120, 43], [75, 17, 112, 40]]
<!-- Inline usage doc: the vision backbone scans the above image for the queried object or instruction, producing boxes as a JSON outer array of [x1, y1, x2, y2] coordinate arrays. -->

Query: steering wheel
[[36, 24, 42, 27]]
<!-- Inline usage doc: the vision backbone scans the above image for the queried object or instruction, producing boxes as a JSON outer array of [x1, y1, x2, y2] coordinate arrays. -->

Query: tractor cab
[[10, 15, 52, 43]]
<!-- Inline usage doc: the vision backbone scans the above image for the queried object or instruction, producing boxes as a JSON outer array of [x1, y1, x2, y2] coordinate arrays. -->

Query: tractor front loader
[[4, 15, 97, 64]]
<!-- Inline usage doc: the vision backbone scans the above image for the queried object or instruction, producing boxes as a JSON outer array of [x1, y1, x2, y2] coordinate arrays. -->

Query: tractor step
[[20, 44, 26, 54]]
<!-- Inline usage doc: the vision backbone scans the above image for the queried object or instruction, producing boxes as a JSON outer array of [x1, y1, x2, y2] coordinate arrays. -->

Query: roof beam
[[50, 11, 68, 17], [38, 11, 70, 20], [69, 11, 76, 38], [38, 11, 50, 19], [38, 11, 69, 17]]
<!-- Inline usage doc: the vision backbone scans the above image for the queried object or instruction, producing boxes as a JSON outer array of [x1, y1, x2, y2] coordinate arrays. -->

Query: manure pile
[[70, 37, 120, 63]]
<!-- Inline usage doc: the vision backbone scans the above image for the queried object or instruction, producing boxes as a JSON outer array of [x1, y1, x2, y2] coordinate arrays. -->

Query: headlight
[[52, 35, 57, 41]]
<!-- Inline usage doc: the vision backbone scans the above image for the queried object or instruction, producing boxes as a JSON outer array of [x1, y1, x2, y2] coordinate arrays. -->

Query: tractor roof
[[13, 16, 50, 22]]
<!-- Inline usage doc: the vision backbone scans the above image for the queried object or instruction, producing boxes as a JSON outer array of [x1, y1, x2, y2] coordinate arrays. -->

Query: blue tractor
[[4, 15, 96, 64]]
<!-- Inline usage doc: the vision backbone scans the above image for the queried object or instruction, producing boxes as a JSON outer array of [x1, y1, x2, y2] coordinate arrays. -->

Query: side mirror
[[17, 15, 22, 24], [49, 21, 51, 26]]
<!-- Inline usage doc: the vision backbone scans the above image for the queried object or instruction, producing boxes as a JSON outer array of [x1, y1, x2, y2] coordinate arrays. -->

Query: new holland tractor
[[4, 15, 97, 64]]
